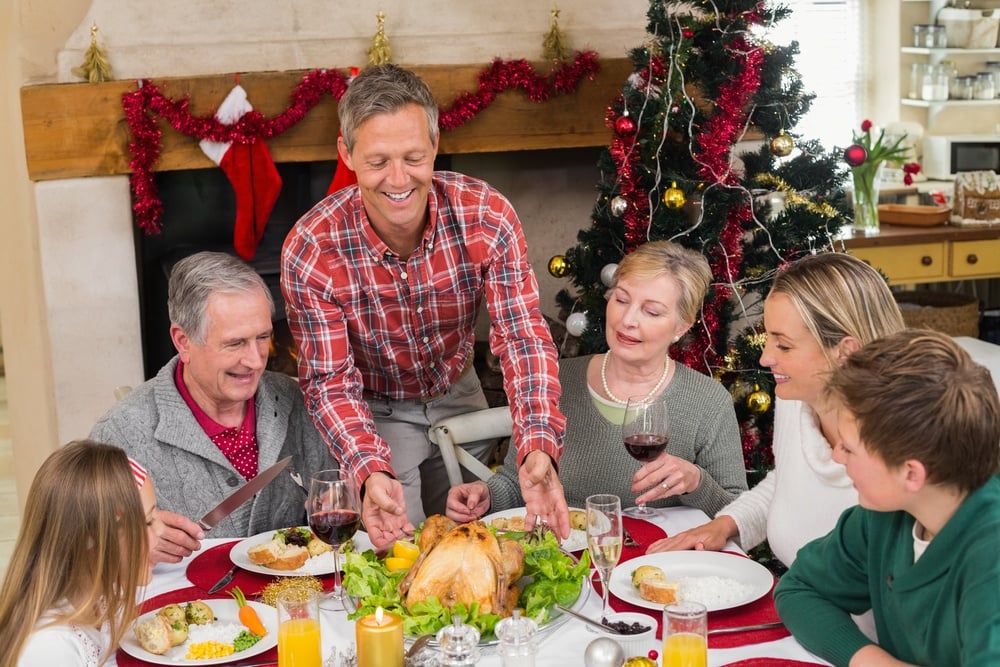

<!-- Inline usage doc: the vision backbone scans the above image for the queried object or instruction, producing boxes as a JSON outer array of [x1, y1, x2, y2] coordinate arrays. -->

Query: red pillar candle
[[356, 606, 404, 667]]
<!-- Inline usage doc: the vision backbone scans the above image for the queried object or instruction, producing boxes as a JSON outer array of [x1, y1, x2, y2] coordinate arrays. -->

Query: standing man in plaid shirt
[[281, 64, 569, 550]]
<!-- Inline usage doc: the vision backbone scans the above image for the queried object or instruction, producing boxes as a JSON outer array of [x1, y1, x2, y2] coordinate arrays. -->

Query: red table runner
[[593, 518, 790, 648], [116, 586, 278, 667], [185, 540, 336, 595]]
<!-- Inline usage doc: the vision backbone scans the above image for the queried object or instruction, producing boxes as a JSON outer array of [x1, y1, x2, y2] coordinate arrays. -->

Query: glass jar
[[975, 72, 996, 100], [928, 25, 947, 49], [986, 61, 1000, 98], [909, 63, 928, 99], [913, 24, 931, 48], [955, 76, 976, 101], [921, 65, 950, 101]]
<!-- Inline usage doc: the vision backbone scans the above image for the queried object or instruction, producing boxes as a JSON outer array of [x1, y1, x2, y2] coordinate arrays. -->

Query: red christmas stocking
[[200, 84, 282, 260], [326, 133, 357, 196]]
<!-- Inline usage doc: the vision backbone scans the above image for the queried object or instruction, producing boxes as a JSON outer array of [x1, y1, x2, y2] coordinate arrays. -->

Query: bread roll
[[247, 539, 283, 565], [631, 565, 667, 587], [248, 538, 310, 570], [135, 614, 172, 655], [569, 510, 587, 531], [639, 578, 679, 604]]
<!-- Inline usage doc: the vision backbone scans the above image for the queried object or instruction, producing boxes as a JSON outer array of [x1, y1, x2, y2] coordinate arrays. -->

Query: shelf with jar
[[900, 1, 1000, 124]]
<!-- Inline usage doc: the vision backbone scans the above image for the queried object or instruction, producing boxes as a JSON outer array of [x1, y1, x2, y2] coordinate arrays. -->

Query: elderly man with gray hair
[[91, 251, 333, 563]]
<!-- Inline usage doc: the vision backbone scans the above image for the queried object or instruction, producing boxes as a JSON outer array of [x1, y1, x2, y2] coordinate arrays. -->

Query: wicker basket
[[894, 291, 980, 338]]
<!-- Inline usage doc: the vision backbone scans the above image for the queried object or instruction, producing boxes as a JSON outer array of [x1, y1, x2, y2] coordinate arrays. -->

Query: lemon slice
[[392, 540, 420, 561], [384, 556, 416, 572]]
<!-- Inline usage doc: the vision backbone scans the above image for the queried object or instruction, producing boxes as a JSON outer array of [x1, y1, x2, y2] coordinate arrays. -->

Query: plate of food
[[481, 506, 588, 552], [608, 551, 774, 613], [120, 598, 277, 665], [343, 514, 592, 646], [230, 526, 375, 576]]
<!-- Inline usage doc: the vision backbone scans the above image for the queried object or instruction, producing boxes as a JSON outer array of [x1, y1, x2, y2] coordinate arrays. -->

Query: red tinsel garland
[[123, 52, 600, 234]]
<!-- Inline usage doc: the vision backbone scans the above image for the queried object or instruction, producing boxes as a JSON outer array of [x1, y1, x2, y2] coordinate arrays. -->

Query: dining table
[[131, 505, 832, 667]]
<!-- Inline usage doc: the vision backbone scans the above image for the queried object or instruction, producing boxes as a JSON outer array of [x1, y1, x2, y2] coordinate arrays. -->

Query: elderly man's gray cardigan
[[90, 356, 336, 538]]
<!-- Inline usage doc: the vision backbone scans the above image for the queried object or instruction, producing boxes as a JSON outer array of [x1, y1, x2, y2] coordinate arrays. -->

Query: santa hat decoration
[[200, 84, 283, 260]]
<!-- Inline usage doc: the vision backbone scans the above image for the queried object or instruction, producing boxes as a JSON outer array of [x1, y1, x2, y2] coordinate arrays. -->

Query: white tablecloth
[[143, 506, 830, 666]]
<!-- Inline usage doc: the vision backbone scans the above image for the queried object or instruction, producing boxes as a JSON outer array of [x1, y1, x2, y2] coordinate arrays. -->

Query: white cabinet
[[900, 0, 1000, 127]]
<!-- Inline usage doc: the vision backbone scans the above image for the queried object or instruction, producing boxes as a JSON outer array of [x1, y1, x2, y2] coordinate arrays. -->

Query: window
[[766, 0, 864, 151]]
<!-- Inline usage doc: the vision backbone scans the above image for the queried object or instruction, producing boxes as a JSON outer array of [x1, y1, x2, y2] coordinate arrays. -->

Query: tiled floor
[[0, 375, 18, 579]]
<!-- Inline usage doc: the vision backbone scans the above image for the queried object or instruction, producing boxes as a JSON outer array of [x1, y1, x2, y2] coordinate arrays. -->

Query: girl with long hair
[[0, 440, 158, 666]]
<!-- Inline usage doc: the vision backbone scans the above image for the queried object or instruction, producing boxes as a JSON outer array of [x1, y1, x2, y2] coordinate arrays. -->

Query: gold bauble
[[769, 131, 794, 157], [548, 255, 569, 278], [663, 181, 686, 209], [747, 384, 773, 414], [624, 659, 657, 667]]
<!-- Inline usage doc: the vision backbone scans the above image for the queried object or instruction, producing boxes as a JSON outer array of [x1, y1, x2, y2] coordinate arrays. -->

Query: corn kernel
[[185, 641, 235, 660]]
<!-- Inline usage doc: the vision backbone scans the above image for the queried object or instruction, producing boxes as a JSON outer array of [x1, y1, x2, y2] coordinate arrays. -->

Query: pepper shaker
[[495, 609, 539, 667], [436, 616, 480, 666]]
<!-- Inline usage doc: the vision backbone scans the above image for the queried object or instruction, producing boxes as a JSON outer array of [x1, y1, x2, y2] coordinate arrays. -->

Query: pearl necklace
[[600, 351, 671, 404]]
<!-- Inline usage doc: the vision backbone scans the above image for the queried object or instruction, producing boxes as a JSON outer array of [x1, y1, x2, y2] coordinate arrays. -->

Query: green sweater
[[774, 474, 1000, 666]]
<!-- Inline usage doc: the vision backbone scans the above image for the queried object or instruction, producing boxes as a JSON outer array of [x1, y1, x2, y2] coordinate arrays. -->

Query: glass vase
[[851, 161, 885, 237]]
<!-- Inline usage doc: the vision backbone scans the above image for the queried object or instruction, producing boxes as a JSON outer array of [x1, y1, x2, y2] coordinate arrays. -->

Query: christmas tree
[[552, 0, 851, 472]]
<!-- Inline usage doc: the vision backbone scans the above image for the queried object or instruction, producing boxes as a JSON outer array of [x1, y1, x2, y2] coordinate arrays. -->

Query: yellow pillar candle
[[356, 606, 404, 667]]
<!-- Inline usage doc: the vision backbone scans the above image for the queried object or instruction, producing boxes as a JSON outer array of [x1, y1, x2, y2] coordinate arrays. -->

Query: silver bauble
[[583, 637, 625, 667], [610, 196, 628, 217], [566, 312, 589, 337], [600, 263, 619, 287]]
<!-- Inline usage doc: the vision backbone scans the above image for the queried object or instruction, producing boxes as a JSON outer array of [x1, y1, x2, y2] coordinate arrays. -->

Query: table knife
[[196, 456, 292, 532], [207, 565, 237, 594], [708, 621, 784, 635]]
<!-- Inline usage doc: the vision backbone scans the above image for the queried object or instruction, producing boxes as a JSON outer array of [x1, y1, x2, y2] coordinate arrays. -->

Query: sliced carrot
[[230, 586, 267, 636]]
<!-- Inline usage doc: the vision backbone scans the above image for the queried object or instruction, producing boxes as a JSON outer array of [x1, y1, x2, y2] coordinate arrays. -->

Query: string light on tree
[[566, 312, 589, 337]]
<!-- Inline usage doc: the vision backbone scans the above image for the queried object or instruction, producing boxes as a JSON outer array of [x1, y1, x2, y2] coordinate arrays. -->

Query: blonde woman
[[448, 240, 747, 519], [0, 440, 158, 666], [650, 252, 906, 565]]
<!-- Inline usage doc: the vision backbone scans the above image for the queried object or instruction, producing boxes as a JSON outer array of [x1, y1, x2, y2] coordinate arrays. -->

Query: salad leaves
[[342, 529, 590, 639]]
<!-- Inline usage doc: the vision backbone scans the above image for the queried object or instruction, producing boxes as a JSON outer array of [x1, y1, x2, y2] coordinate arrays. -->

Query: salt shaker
[[436, 616, 480, 666], [495, 610, 539, 667]]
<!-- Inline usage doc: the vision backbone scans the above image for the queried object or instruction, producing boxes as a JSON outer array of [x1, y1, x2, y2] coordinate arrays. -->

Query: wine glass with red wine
[[622, 395, 670, 517], [307, 469, 360, 609]]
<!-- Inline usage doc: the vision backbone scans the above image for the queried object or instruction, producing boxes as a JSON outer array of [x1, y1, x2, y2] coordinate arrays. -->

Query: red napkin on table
[[185, 540, 335, 595], [116, 586, 278, 667], [593, 523, 791, 648], [721, 660, 826, 667]]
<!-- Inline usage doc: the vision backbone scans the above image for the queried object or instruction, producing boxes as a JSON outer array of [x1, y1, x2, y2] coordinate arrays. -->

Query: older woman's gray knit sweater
[[487, 355, 747, 515]]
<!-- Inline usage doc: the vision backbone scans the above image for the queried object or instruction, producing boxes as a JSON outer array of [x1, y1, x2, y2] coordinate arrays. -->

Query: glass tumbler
[[662, 601, 708, 667], [277, 588, 322, 667]]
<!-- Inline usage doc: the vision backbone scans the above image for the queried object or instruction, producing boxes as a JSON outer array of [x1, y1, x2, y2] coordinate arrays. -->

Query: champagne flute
[[585, 494, 623, 621], [622, 395, 670, 517], [307, 469, 360, 610]]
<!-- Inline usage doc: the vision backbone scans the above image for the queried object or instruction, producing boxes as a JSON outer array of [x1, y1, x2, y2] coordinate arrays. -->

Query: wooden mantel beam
[[20, 59, 633, 182]]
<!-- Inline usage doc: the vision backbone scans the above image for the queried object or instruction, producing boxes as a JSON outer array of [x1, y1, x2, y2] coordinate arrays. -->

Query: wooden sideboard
[[842, 223, 1000, 285]]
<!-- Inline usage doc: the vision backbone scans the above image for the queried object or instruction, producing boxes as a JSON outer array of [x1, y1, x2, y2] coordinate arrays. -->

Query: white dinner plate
[[229, 526, 375, 576], [120, 599, 277, 665], [480, 507, 587, 552], [608, 551, 774, 612]]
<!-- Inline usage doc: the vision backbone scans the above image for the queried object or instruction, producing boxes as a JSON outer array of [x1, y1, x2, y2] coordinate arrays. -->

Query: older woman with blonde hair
[[0, 440, 158, 666], [651, 251, 906, 566], [447, 240, 748, 519]]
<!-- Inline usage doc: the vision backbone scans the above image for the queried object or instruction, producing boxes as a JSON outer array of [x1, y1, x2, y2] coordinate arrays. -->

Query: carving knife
[[196, 456, 292, 532]]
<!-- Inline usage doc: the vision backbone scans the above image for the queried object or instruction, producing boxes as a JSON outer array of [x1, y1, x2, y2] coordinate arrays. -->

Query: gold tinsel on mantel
[[542, 7, 570, 61], [72, 23, 113, 83], [367, 11, 392, 66]]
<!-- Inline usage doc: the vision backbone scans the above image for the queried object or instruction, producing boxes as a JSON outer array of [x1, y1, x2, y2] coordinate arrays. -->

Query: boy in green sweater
[[774, 328, 1000, 667]]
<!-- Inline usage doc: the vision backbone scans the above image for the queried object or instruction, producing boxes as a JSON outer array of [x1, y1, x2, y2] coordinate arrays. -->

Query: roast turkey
[[399, 516, 524, 615]]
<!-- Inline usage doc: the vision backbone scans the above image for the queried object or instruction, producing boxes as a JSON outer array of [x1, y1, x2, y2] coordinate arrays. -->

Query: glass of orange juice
[[662, 601, 708, 667], [277, 588, 322, 667]]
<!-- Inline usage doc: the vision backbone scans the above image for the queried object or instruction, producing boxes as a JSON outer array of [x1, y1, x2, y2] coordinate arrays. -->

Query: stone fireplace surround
[[4, 0, 649, 500]]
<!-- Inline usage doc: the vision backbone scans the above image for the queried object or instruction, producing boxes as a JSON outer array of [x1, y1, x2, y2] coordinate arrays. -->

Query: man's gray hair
[[167, 251, 274, 345], [338, 64, 439, 153]]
